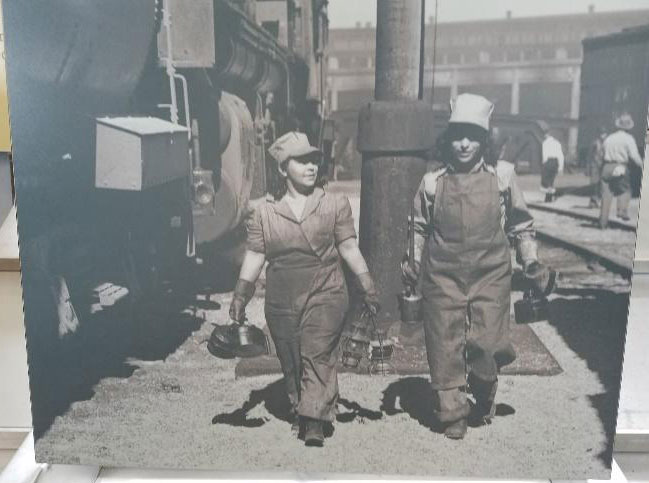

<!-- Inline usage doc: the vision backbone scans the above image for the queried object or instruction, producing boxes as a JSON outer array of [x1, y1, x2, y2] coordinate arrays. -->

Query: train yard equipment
[[3, 0, 330, 341]]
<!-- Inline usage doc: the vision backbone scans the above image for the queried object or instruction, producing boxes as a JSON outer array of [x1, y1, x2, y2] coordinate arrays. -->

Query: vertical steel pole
[[374, 1, 421, 101], [358, 0, 433, 330]]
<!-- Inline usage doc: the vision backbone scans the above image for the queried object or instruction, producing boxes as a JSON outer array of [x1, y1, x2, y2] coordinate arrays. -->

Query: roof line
[[330, 8, 649, 31]]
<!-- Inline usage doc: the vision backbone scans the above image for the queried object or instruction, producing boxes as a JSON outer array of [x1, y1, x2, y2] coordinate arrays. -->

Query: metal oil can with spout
[[399, 203, 422, 324], [514, 267, 557, 324]]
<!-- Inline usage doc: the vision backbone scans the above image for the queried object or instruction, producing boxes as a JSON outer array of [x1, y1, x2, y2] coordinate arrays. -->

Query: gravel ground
[[34, 284, 627, 479], [531, 210, 637, 262], [32, 177, 630, 479]]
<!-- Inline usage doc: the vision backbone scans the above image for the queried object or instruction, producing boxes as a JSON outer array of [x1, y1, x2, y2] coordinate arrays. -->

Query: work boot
[[469, 375, 498, 424], [290, 415, 300, 435], [444, 418, 468, 440], [304, 418, 324, 447], [433, 388, 470, 439]]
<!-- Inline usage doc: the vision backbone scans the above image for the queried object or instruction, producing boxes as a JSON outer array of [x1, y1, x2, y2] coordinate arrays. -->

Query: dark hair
[[270, 158, 328, 200], [435, 123, 498, 166]]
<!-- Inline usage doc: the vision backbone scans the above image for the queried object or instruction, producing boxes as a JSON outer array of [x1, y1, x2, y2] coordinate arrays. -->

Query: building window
[[490, 51, 504, 63], [504, 50, 522, 63], [555, 47, 568, 60], [261, 21, 280, 40], [447, 52, 460, 64], [479, 51, 490, 64]]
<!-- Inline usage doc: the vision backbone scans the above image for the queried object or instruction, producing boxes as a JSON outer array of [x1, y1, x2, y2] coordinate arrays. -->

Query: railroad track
[[528, 203, 635, 279], [527, 202, 636, 232]]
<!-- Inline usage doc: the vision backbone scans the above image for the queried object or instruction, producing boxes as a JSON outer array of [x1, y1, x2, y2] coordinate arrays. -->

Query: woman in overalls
[[402, 94, 552, 439], [229, 131, 380, 447]]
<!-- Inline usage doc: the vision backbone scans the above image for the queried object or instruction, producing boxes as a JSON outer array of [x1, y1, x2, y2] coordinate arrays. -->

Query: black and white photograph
[[3, 0, 649, 478]]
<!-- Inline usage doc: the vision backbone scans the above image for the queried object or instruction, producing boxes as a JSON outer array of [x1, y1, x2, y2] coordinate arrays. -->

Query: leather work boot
[[444, 418, 468, 440], [290, 416, 300, 435], [304, 418, 325, 447], [469, 375, 498, 424], [433, 388, 470, 440]]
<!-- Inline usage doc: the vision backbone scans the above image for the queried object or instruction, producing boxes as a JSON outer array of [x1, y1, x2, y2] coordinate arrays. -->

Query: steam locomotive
[[3, 0, 330, 337]]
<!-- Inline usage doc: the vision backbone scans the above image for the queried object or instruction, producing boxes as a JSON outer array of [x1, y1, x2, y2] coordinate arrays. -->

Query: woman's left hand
[[362, 293, 381, 316]]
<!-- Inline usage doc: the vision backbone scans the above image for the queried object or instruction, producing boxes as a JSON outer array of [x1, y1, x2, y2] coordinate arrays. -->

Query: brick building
[[327, 7, 649, 166]]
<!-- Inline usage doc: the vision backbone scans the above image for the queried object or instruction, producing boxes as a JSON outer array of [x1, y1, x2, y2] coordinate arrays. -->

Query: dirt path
[[33, 183, 629, 479], [35, 280, 626, 479]]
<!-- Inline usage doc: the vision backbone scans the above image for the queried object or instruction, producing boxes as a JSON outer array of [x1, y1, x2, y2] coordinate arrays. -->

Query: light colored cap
[[615, 113, 634, 130], [268, 131, 321, 164], [449, 93, 494, 131]]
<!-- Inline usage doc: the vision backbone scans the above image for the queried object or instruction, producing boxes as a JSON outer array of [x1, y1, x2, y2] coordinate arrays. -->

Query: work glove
[[612, 165, 626, 177], [229, 279, 256, 323], [401, 257, 420, 288], [523, 261, 555, 296], [356, 272, 381, 316]]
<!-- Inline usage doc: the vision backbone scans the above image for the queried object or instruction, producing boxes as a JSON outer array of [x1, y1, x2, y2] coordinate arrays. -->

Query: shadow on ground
[[548, 287, 629, 467], [380, 376, 515, 434], [25, 268, 209, 440], [212, 378, 383, 431], [214, 375, 516, 439]]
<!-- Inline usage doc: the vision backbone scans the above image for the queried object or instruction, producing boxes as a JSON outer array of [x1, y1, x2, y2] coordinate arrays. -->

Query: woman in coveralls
[[402, 94, 552, 439], [229, 131, 380, 447]]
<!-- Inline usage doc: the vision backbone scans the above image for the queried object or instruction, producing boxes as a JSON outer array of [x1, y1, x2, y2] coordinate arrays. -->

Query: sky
[[328, 0, 649, 28]]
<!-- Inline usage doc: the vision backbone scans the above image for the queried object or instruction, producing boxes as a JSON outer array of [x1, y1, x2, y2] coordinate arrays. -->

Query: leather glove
[[229, 279, 256, 323], [612, 165, 626, 177], [524, 261, 555, 296], [356, 272, 381, 316], [401, 257, 420, 288]]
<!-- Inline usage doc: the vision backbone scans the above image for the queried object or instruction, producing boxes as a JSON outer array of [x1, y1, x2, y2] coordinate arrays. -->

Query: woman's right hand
[[229, 299, 247, 323]]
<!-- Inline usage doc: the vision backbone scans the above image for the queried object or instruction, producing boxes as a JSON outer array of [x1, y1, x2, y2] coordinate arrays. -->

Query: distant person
[[598, 113, 643, 228], [539, 121, 564, 202], [588, 127, 608, 209]]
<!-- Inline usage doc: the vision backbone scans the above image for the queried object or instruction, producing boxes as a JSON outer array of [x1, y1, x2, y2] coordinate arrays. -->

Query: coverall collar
[[267, 187, 326, 224], [446, 158, 490, 174]]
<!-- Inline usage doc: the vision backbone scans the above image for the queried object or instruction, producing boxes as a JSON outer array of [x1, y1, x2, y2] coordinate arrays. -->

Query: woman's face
[[450, 135, 482, 165], [281, 155, 320, 189]]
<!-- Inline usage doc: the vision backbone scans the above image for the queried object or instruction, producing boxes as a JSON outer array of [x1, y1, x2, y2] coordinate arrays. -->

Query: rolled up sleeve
[[407, 176, 433, 264], [334, 195, 357, 244], [413, 177, 432, 238], [246, 205, 266, 253]]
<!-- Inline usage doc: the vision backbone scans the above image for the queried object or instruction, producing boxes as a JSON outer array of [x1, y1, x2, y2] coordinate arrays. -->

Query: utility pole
[[357, 0, 434, 330]]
